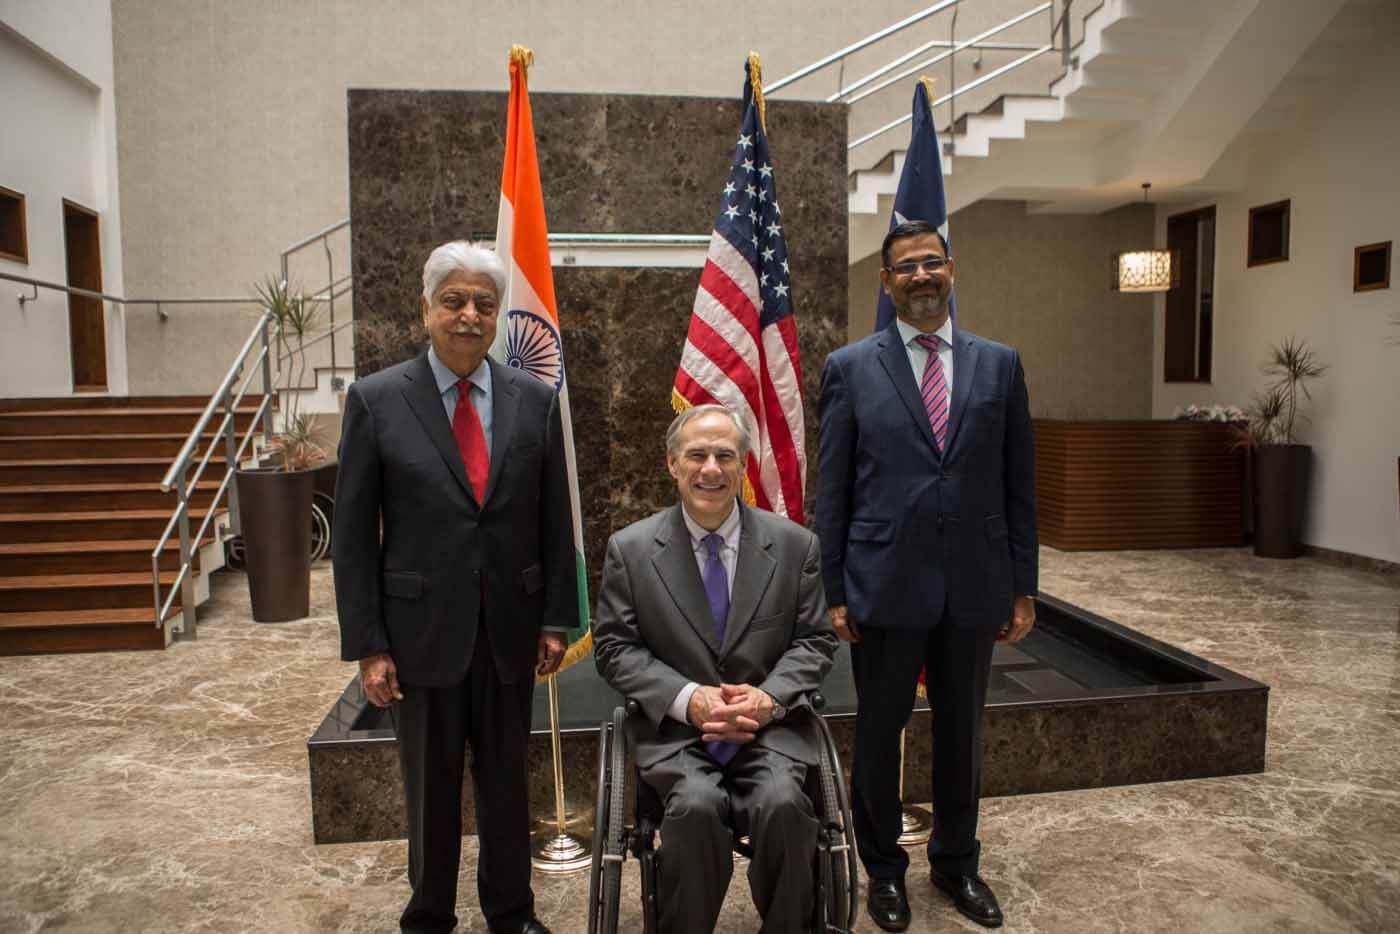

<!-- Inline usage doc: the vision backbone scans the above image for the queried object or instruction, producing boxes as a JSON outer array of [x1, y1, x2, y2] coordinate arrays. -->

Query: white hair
[[421, 241, 507, 301], [666, 404, 752, 461]]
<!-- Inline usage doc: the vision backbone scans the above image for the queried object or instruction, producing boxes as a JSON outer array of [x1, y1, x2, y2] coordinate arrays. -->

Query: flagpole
[[897, 725, 933, 846], [530, 672, 591, 872]]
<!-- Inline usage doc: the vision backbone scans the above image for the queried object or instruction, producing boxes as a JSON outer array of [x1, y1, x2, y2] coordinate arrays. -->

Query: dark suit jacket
[[332, 351, 577, 686], [592, 503, 838, 768], [816, 322, 1037, 630]]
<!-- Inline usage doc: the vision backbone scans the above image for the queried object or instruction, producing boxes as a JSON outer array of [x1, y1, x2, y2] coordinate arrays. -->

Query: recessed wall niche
[[1247, 199, 1290, 267], [0, 186, 27, 264], [1353, 241, 1391, 292]]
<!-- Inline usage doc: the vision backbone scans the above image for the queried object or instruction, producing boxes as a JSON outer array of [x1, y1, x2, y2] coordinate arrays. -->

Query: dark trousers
[[395, 623, 536, 933], [642, 743, 817, 934], [850, 622, 997, 881]]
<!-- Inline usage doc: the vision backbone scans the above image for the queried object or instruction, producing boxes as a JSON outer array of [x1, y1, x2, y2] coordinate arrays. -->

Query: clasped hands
[[687, 683, 775, 745]]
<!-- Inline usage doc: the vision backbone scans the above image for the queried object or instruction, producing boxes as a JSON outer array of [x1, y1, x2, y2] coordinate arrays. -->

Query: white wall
[[107, 0, 1054, 394], [0, 1, 126, 397], [1153, 37, 1400, 564]]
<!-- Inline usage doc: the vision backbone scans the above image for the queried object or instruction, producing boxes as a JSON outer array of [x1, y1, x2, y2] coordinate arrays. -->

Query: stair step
[[0, 607, 168, 655], [0, 481, 221, 512], [0, 395, 271, 412], [0, 433, 252, 460], [0, 508, 227, 543], [0, 409, 263, 437], [0, 572, 183, 612], [0, 538, 211, 575], [0, 458, 235, 486]]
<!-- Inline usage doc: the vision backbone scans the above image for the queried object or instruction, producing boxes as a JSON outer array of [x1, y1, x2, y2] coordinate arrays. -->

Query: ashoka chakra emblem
[[504, 309, 564, 389]]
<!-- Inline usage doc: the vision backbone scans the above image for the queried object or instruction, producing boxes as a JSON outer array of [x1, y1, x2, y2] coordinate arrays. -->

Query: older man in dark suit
[[333, 241, 575, 934], [817, 220, 1038, 931], [593, 404, 838, 934]]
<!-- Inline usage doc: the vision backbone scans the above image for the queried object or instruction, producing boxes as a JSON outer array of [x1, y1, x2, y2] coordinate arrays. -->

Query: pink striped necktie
[[914, 333, 948, 450]]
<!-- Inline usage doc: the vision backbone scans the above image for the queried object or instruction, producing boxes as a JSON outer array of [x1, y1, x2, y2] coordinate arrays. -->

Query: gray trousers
[[642, 742, 817, 934]]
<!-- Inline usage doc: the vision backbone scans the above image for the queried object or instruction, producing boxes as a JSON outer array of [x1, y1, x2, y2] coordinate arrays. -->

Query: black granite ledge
[[308, 594, 1269, 844]]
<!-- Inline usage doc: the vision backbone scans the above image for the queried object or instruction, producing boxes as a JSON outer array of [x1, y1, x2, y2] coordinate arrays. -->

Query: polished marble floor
[[2, 548, 1397, 933]]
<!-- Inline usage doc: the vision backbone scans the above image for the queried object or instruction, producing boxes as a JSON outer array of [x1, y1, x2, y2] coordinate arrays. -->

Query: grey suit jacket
[[593, 502, 837, 768]]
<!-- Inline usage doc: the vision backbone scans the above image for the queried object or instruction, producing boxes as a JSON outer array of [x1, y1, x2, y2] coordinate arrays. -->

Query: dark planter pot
[[1253, 444, 1311, 559], [235, 468, 315, 621]]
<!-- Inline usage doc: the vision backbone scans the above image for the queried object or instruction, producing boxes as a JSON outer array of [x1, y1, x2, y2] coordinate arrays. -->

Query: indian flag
[[489, 46, 591, 665]]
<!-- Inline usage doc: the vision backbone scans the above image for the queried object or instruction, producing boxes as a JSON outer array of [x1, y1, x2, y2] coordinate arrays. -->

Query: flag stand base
[[898, 805, 933, 846], [530, 826, 591, 873]]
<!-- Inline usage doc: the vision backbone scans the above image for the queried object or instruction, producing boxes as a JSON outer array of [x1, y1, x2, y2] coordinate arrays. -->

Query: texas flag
[[488, 46, 591, 660]]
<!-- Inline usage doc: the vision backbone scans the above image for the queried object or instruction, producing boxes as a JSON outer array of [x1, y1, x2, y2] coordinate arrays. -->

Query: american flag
[[673, 60, 806, 523]]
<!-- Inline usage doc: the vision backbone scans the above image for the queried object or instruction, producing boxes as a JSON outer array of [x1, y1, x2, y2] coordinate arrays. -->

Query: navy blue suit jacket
[[816, 322, 1037, 630]]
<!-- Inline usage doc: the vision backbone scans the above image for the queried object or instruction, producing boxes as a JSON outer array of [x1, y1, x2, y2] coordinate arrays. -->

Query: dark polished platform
[[308, 595, 1268, 844]]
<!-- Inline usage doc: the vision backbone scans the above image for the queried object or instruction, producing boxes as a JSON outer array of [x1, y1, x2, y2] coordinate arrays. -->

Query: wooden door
[[64, 199, 107, 391]]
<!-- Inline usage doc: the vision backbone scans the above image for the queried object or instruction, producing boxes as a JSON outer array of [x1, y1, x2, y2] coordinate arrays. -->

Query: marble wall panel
[[349, 89, 848, 588]]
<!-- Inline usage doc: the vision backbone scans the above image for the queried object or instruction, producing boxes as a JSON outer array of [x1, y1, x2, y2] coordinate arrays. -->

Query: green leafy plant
[[1234, 386, 1287, 449], [1260, 336, 1327, 445], [253, 276, 326, 471]]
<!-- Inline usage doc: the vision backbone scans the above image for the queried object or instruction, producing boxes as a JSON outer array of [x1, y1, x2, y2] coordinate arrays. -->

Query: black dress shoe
[[930, 869, 1003, 928], [865, 877, 911, 932]]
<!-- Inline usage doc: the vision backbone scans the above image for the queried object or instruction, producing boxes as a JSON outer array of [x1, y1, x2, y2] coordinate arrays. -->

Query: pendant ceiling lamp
[[1113, 183, 1179, 293]]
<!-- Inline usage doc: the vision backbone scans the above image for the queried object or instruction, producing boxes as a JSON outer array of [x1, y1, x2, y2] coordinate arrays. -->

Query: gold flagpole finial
[[509, 44, 534, 71], [748, 51, 767, 135], [919, 74, 936, 102]]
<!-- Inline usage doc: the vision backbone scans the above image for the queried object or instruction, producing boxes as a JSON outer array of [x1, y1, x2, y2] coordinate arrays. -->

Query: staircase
[[847, 0, 1385, 261], [0, 396, 261, 655]]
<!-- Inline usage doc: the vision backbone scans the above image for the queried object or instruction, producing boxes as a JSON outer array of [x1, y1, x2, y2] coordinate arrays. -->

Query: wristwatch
[[769, 694, 786, 721]]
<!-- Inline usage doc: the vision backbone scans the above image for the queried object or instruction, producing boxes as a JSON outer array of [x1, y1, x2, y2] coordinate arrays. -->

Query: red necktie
[[915, 333, 949, 450], [452, 377, 489, 502]]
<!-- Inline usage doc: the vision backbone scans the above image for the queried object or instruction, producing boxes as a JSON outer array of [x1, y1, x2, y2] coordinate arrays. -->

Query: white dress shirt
[[667, 501, 741, 723], [895, 315, 954, 396]]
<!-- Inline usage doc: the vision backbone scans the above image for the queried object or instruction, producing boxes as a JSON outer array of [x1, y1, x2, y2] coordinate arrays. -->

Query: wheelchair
[[587, 694, 858, 933]]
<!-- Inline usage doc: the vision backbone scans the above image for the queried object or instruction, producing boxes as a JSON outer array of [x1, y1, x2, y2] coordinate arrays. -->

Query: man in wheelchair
[[593, 404, 840, 933]]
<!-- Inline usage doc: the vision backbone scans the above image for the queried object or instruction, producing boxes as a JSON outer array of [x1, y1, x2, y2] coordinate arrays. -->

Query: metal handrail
[[2, 270, 254, 319], [767, 0, 964, 94], [848, 45, 1053, 150], [151, 309, 277, 636], [281, 219, 351, 381], [844, 3, 1052, 107], [826, 38, 1045, 103], [277, 317, 355, 368]]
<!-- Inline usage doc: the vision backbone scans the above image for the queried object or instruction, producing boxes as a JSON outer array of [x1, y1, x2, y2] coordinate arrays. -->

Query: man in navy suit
[[816, 220, 1038, 930]]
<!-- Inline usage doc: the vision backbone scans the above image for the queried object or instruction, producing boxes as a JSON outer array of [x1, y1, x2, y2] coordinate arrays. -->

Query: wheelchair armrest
[[811, 691, 826, 711], [625, 698, 640, 717]]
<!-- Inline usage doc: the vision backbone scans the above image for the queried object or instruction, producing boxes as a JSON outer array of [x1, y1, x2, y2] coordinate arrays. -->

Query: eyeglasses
[[887, 257, 951, 277]]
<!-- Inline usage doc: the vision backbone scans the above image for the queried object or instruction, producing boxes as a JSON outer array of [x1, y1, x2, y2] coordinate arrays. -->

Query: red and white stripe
[[675, 234, 806, 523]]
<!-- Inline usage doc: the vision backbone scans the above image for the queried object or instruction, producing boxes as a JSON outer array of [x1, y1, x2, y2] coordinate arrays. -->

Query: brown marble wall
[[349, 89, 848, 590]]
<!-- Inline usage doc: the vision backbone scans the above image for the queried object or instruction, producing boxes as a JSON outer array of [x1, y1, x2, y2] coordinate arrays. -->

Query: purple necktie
[[915, 333, 949, 450], [701, 533, 737, 765]]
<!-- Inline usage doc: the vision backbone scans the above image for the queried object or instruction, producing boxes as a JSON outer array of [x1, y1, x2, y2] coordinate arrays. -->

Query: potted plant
[[1236, 337, 1327, 558], [235, 277, 328, 621]]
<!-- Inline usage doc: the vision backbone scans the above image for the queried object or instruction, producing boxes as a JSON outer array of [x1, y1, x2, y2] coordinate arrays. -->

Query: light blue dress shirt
[[427, 344, 493, 453]]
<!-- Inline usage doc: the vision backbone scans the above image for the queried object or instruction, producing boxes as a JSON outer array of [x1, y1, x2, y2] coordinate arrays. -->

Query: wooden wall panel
[[1034, 420, 1245, 550]]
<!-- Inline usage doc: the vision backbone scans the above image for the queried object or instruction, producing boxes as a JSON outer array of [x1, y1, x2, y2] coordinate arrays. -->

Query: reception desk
[[1034, 420, 1245, 550]]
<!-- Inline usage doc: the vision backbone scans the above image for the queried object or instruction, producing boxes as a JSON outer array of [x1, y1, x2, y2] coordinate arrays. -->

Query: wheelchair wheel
[[602, 706, 628, 931], [587, 718, 611, 934], [815, 716, 859, 933]]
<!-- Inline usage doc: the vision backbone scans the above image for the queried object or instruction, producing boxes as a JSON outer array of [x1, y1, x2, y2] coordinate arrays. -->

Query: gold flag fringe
[[919, 74, 936, 103], [509, 44, 534, 71], [748, 51, 767, 135]]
